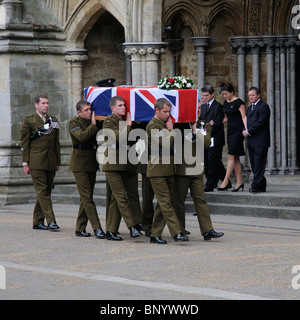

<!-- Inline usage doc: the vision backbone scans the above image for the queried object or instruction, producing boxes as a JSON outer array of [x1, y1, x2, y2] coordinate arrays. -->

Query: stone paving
[[1, 203, 300, 302]]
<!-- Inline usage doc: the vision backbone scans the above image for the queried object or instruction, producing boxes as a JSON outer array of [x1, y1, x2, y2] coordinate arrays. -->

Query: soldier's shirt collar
[[36, 111, 47, 123], [154, 116, 166, 126]]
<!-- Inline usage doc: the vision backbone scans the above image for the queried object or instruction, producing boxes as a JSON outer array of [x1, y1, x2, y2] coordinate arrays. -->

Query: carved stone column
[[251, 46, 260, 88], [288, 44, 298, 173], [230, 37, 247, 102], [0, 0, 23, 26], [278, 40, 288, 174], [265, 38, 277, 173], [191, 37, 210, 90], [165, 39, 184, 76], [236, 47, 246, 103], [65, 50, 88, 116], [124, 43, 166, 86]]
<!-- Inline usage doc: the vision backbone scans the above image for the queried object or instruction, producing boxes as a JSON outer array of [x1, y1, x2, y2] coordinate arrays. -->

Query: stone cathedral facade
[[0, 0, 299, 204]]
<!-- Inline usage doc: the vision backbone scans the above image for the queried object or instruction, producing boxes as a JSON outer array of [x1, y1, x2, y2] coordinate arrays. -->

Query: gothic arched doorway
[[83, 11, 126, 88]]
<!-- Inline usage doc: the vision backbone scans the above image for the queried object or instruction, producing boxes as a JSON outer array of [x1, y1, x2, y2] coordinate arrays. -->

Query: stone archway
[[64, 0, 125, 45], [82, 11, 126, 88]]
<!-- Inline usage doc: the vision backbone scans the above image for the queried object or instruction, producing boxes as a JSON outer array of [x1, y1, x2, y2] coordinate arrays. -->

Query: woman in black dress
[[218, 83, 247, 192]]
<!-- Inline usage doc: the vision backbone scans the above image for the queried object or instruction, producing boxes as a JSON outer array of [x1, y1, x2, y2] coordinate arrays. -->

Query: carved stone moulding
[[65, 49, 88, 63], [230, 35, 300, 54], [123, 42, 167, 56]]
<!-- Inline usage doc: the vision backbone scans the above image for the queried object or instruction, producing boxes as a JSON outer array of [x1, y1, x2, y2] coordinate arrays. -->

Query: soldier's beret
[[96, 78, 116, 87]]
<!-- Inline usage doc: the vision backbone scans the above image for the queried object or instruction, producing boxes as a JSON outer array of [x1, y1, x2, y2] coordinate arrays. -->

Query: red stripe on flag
[[86, 87, 95, 100], [138, 89, 157, 106], [116, 87, 131, 114], [178, 90, 198, 122]]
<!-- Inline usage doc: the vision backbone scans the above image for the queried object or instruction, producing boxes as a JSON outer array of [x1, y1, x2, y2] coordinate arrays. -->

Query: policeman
[[69, 100, 106, 239], [20, 94, 61, 231]]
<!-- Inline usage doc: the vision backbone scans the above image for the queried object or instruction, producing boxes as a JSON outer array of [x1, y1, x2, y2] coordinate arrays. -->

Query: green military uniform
[[139, 164, 154, 235], [20, 112, 61, 226], [69, 116, 103, 233], [102, 113, 141, 233], [135, 122, 154, 235], [146, 116, 182, 238], [173, 122, 213, 235]]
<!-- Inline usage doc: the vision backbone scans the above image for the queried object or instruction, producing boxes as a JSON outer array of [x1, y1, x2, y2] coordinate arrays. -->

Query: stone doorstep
[[2, 175, 300, 220], [50, 182, 300, 221]]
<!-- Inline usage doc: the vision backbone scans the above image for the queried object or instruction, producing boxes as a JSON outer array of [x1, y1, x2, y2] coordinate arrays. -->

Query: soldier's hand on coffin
[[190, 122, 197, 134], [166, 116, 173, 130], [23, 164, 30, 175], [126, 112, 132, 126], [91, 111, 96, 125]]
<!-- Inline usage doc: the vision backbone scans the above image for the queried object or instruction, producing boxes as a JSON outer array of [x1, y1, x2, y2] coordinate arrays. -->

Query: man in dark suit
[[200, 85, 226, 192], [20, 94, 61, 231], [243, 87, 271, 193]]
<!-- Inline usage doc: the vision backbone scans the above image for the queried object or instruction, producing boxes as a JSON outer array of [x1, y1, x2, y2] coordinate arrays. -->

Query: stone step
[[52, 180, 300, 221], [187, 202, 300, 220], [53, 181, 300, 207]]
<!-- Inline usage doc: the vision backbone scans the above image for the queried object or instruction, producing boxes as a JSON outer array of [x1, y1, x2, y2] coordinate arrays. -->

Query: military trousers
[[141, 173, 155, 233], [174, 173, 213, 235], [149, 176, 182, 238], [105, 171, 140, 233], [72, 171, 102, 231], [106, 172, 142, 233], [30, 169, 56, 225]]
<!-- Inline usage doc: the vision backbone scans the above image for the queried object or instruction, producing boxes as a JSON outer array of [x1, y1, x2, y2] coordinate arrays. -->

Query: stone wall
[[83, 11, 126, 89]]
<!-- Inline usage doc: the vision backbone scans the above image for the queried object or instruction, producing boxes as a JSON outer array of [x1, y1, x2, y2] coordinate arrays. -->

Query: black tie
[[251, 103, 255, 111]]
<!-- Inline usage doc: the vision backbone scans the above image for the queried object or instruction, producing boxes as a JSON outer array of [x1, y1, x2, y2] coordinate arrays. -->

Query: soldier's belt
[[73, 144, 97, 150]]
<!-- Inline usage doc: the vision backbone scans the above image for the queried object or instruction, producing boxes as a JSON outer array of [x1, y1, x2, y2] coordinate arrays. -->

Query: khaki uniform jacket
[[146, 116, 176, 177], [102, 113, 131, 172], [69, 116, 100, 172], [175, 122, 211, 177], [20, 113, 60, 170]]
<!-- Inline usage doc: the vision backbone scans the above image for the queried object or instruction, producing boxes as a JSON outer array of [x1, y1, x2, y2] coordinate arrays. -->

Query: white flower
[[157, 76, 194, 89]]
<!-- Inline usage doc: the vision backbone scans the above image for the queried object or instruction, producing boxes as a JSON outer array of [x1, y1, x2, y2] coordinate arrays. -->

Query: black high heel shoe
[[217, 180, 232, 191], [232, 183, 244, 192]]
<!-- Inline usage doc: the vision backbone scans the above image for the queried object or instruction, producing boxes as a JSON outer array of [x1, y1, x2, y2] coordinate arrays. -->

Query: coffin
[[84, 86, 199, 122]]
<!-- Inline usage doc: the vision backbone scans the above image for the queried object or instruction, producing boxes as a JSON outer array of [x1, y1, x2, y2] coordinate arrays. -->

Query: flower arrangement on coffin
[[158, 76, 194, 90]]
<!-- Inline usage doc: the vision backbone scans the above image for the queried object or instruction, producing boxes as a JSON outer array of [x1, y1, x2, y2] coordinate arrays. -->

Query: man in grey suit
[[243, 87, 271, 193]]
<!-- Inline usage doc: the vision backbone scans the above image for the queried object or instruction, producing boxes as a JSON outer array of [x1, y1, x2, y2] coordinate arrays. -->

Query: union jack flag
[[84, 86, 198, 122]]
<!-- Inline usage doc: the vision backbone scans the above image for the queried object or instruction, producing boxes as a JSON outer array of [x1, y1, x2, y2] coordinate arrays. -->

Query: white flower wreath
[[158, 76, 194, 90]]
